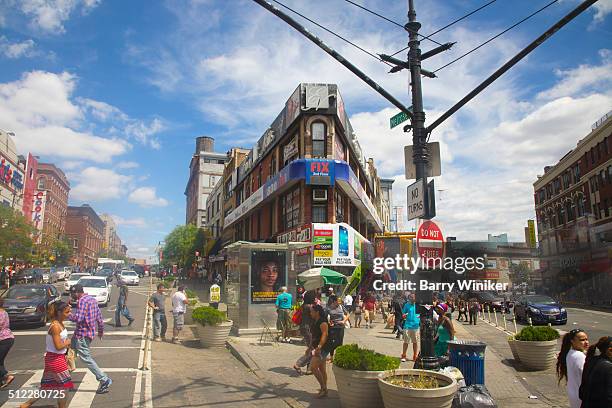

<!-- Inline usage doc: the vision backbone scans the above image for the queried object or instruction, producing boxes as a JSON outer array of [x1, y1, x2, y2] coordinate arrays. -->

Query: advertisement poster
[[250, 250, 286, 304], [313, 223, 363, 266], [313, 228, 333, 265]]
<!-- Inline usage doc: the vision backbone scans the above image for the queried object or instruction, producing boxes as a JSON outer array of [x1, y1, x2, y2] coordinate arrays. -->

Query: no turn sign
[[416, 220, 445, 267]]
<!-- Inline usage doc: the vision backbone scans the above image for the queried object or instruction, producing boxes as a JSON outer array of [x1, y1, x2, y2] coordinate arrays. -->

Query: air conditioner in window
[[313, 189, 327, 201]]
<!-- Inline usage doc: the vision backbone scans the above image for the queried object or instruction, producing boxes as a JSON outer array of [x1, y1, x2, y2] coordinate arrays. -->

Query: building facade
[[20, 153, 39, 223], [379, 178, 394, 232], [220, 84, 388, 247], [100, 214, 123, 257], [35, 163, 70, 245], [0, 130, 25, 213], [185, 137, 228, 228], [533, 113, 612, 303], [65, 205, 105, 268]]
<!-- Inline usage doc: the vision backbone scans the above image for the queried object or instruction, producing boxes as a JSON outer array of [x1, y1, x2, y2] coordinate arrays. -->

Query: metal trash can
[[448, 340, 486, 386]]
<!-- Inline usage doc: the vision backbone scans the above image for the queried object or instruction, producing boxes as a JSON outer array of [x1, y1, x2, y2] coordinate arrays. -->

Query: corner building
[[533, 113, 612, 304], [223, 84, 388, 246]]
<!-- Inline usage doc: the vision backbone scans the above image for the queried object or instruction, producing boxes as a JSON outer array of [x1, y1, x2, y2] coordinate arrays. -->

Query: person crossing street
[[115, 279, 134, 327], [68, 284, 112, 394]]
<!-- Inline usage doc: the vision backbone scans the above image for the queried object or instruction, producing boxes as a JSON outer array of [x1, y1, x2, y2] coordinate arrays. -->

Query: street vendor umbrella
[[298, 267, 347, 291]]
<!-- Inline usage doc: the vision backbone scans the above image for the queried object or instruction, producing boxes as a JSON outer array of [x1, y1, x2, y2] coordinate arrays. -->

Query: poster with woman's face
[[250, 250, 286, 304]]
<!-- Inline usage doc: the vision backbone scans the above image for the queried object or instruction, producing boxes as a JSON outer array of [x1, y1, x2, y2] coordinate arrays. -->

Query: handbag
[[66, 348, 76, 372], [291, 307, 303, 325]]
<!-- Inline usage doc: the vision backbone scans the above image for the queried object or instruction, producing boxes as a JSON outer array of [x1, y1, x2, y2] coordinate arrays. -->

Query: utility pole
[[405, 0, 438, 371]]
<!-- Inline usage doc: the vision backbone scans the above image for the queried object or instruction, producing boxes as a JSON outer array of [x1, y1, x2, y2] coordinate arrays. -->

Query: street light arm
[[250, 0, 414, 121], [426, 0, 599, 135]]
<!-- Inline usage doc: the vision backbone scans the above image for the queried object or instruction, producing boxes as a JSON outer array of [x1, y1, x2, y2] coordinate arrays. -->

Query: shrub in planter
[[510, 326, 560, 370], [192, 306, 232, 348], [332, 344, 400, 408], [378, 369, 457, 408]]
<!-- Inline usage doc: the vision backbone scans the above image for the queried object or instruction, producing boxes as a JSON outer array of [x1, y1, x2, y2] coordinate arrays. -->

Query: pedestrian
[[579, 336, 612, 408], [0, 299, 15, 388], [468, 298, 479, 325], [20, 301, 73, 408], [343, 293, 353, 314], [309, 304, 330, 399], [434, 303, 455, 358], [400, 293, 420, 362], [115, 279, 134, 327], [294, 290, 314, 375], [353, 299, 363, 328], [364, 293, 376, 328], [274, 286, 293, 342], [326, 295, 349, 360], [391, 295, 405, 339], [457, 300, 468, 322], [148, 284, 167, 342], [171, 285, 189, 344], [68, 284, 112, 394], [556, 329, 589, 408]]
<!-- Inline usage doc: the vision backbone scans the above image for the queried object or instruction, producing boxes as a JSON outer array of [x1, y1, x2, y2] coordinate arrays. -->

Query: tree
[[162, 224, 202, 268], [0, 205, 34, 265], [509, 262, 531, 286], [51, 237, 74, 266]]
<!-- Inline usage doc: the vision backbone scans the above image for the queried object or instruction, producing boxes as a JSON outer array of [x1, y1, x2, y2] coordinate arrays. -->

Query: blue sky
[[0, 0, 610, 259]]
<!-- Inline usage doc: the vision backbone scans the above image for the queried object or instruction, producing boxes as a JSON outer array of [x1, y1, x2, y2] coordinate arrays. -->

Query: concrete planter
[[378, 369, 457, 408], [513, 339, 557, 370], [507, 339, 521, 362], [184, 301, 202, 325], [195, 320, 233, 348], [332, 365, 386, 408]]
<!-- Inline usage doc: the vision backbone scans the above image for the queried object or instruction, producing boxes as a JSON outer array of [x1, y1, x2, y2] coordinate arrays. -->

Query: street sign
[[404, 142, 441, 179], [407, 180, 425, 221], [390, 107, 413, 129], [416, 220, 445, 267]]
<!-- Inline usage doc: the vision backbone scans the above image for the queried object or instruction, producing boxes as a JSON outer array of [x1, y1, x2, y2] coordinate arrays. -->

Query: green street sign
[[390, 107, 413, 129]]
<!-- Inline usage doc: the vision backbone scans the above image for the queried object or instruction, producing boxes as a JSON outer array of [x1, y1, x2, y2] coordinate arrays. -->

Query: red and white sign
[[416, 220, 445, 267]]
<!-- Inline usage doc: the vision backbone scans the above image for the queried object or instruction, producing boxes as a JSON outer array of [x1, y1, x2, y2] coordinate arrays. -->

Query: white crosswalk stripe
[[1, 371, 42, 408], [67, 371, 98, 408]]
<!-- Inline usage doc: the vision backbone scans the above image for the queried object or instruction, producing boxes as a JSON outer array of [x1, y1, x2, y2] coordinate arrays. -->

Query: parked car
[[74, 276, 112, 307], [119, 270, 140, 286], [2, 284, 61, 327], [64, 273, 90, 294], [13, 268, 43, 284], [514, 294, 567, 325]]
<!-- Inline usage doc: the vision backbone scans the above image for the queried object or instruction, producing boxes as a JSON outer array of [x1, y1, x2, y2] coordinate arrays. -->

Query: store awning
[[298, 267, 348, 291]]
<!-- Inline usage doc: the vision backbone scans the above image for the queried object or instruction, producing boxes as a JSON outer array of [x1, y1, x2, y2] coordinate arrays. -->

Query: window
[[37, 178, 45, 190], [557, 205, 565, 225], [311, 122, 326, 158], [593, 204, 598, 219], [280, 187, 300, 230], [566, 200, 575, 222], [553, 179, 561, 194], [574, 164, 581, 183], [538, 189, 546, 204], [605, 138, 609, 155], [270, 155, 276, 178], [605, 199, 610, 218], [591, 149, 595, 165], [562, 172, 571, 189], [546, 184, 553, 199], [577, 197, 586, 217], [312, 204, 327, 223], [335, 191, 345, 222]]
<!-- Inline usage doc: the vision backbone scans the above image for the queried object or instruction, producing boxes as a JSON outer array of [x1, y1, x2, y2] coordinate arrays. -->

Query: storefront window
[[312, 122, 326, 158], [281, 187, 300, 230], [312, 204, 327, 223]]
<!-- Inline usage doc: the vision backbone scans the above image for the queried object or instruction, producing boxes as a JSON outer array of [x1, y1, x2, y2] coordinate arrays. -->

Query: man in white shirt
[[343, 294, 354, 314], [171, 285, 189, 344]]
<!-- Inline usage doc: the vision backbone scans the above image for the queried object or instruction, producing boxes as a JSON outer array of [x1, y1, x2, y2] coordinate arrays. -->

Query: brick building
[[533, 113, 612, 303], [66, 204, 105, 268], [35, 163, 70, 244], [221, 84, 389, 246]]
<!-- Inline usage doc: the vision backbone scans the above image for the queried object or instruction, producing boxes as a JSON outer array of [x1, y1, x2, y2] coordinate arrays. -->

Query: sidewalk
[[229, 315, 554, 408], [149, 287, 290, 407]]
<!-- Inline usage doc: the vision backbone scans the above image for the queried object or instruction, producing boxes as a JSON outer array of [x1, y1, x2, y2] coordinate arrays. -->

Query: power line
[[390, 0, 499, 57], [269, 0, 393, 66], [341, 0, 443, 46], [433, 0, 559, 73]]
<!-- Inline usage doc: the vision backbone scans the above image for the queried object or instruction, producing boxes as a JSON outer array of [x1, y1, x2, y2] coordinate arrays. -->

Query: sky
[[0, 0, 611, 260]]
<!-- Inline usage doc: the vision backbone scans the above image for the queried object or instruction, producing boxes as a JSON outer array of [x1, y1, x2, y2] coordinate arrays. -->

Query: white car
[[119, 270, 140, 286], [64, 273, 90, 294], [76, 276, 112, 307]]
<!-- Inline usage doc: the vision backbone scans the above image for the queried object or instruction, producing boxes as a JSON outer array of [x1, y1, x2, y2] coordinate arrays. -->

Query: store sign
[[0, 155, 24, 191], [31, 190, 46, 244], [306, 159, 335, 186], [312, 223, 363, 266], [283, 135, 298, 159], [528, 220, 536, 248], [277, 225, 311, 244], [305, 84, 329, 109]]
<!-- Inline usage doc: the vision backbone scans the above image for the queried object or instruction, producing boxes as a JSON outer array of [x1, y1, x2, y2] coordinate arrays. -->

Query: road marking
[[566, 308, 612, 317], [144, 333, 152, 408], [0, 370, 42, 408], [89, 346, 141, 349], [9, 368, 139, 375], [68, 371, 98, 408], [12, 331, 142, 336]]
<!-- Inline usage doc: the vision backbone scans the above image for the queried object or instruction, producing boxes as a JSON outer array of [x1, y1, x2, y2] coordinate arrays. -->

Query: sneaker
[[153, 337, 161, 342], [96, 378, 112, 394], [401, 357, 407, 362], [172, 338, 180, 344], [128, 319, 134, 326]]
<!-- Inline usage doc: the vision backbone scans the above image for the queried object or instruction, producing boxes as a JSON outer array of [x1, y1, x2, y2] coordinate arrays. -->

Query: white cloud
[[592, 0, 612, 24], [115, 161, 139, 169], [69, 167, 132, 201], [111, 215, 146, 228], [0, 71, 130, 162], [0, 36, 37, 58], [128, 187, 168, 207], [124, 118, 165, 149], [18, 0, 102, 34], [79, 98, 128, 122]]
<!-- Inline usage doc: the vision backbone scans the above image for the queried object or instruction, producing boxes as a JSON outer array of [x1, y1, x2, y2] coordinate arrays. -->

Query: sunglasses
[[569, 328, 584, 336]]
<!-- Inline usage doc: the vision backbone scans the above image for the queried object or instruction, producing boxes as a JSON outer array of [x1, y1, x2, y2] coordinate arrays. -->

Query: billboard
[[250, 250, 287, 304], [31, 190, 46, 244], [312, 223, 364, 266]]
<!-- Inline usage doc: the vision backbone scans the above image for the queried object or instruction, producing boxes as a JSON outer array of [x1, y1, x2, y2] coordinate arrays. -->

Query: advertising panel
[[250, 250, 287, 304], [312, 223, 363, 266], [527, 220, 536, 248], [32, 190, 46, 244]]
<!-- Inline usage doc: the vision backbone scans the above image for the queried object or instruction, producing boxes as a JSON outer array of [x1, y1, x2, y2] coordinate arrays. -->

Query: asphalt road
[[0, 276, 154, 408], [513, 307, 612, 341]]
